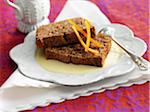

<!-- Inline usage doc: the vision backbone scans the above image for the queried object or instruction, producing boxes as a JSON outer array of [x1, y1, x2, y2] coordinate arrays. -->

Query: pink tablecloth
[[0, 0, 149, 112]]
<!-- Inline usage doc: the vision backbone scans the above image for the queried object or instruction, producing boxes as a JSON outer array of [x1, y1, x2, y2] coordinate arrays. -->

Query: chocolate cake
[[45, 35, 111, 67], [36, 18, 96, 48]]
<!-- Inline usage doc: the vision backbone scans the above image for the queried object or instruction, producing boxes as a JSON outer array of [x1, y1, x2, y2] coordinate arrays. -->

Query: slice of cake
[[45, 35, 111, 67], [36, 18, 96, 48]]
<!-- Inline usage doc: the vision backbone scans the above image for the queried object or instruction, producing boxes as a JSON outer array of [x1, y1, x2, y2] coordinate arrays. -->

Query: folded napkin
[[0, 1, 149, 111]]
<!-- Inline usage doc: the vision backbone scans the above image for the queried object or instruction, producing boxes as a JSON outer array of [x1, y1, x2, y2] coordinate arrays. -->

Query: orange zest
[[72, 26, 99, 55], [68, 19, 102, 48], [85, 19, 91, 52]]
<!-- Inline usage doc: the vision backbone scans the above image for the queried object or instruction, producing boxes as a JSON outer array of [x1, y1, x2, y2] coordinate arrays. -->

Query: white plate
[[9, 23, 147, 86]]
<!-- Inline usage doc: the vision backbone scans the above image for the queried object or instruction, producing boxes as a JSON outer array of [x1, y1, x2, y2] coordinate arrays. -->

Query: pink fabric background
[[0, 0, 149, 112]]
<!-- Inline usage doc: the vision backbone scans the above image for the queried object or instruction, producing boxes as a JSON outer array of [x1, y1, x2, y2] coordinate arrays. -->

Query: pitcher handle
[[5, 0, 23, 20]]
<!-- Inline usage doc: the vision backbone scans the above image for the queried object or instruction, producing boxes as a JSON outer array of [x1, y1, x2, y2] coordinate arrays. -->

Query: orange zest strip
[[85, 19, 91, 52], [88, 48, 99, 55], [72, 26, 86, 50], [72, 26, 99, 55], [68, 19, 87, 35], [68, 19, 102, 48]]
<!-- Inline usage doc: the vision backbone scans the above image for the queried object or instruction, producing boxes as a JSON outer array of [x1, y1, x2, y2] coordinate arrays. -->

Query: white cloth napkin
[[0, 1, 149, 111]]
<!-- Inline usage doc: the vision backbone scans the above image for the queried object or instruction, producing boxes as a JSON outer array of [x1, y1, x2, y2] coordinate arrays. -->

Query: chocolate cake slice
[[36, 18, 96, 48], [45, 35, 111, 67]]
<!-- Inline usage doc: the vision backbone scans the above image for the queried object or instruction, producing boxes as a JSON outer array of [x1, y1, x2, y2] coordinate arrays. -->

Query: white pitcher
[[6, 0, 50, 33]]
